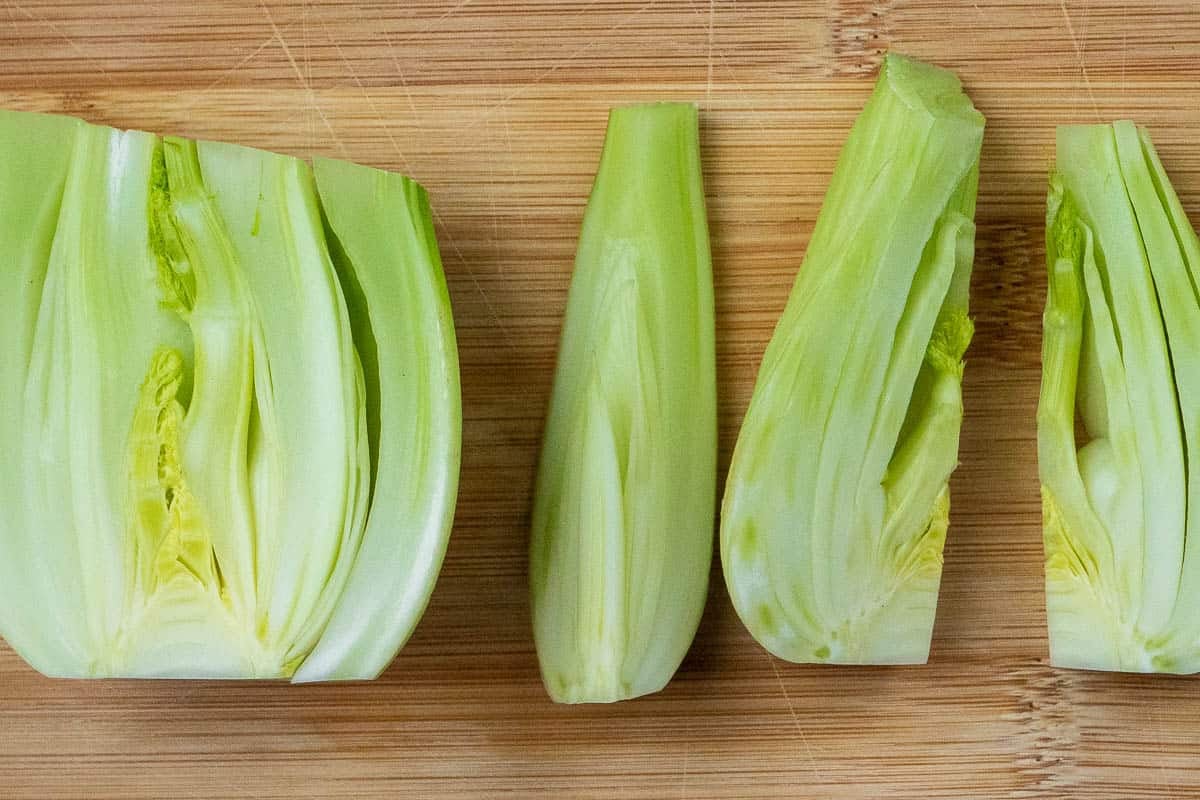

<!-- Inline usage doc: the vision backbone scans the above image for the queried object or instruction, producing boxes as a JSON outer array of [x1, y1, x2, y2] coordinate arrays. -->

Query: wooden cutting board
[[2, 2, 1199, 797]]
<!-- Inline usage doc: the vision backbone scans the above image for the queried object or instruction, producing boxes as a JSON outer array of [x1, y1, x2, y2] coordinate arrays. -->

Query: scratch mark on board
[[766, 652, 823, 783], [682, 0, 767, 136], [1058, 0, 1100, 120], [500, 107, 530, 237], [260, 0, 349, 157], [472, 0, 647, 126], [380, 30, 419, 115], [319, 21, 512, 347], [5, 0, 114, 85], [199, 36, 276, 92], [182, 5, 319, 113], [322, 21, 414, 173], [2, 0, 43, 89], [390, 0, 475, 49]]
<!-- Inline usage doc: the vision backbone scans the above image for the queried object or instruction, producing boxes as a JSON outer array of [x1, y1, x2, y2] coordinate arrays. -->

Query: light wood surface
[[2, 2, 1200, 798]]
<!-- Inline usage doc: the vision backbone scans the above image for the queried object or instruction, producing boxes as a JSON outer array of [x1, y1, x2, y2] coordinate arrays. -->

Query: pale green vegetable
[[530, 103, 716, 703], [0, 109, 460, 680], [721, 54, 983, 664], [1039, 122, 1200, 673]]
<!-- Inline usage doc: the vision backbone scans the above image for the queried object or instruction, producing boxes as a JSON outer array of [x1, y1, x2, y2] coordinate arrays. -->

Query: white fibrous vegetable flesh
[[1040, 122, 1200, 673], [0, 110, 460, 681], [530, 103, 716, 703], [721, 54, 983, 665]]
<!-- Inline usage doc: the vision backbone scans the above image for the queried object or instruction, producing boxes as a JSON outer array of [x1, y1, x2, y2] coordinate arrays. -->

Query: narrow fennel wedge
[[721, 54, 984, 664], [1039, 122, 1200, 673], [530, 103, 716, 703], [0, 110, 460, 681]]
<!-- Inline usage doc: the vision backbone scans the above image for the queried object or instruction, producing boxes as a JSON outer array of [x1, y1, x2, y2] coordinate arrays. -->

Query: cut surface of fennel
[[0, 111, 460, 680], [1039, 121, 1200, 673], [721, 53, 983, 665]]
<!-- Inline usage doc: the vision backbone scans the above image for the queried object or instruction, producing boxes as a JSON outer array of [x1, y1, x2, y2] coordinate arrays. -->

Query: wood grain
[[1, 2, 1199, 798]]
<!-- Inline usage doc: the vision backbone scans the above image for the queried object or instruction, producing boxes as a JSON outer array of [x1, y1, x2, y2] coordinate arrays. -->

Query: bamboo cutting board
[[2, 2, 1200, 797]]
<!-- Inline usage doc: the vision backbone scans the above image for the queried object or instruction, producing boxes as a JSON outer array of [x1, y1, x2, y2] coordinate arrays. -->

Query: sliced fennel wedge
[[530, 103, 716, 703], [1039, 122, 1200, 673], [721, 53, 983, 665], [0, 109, 459, 681]]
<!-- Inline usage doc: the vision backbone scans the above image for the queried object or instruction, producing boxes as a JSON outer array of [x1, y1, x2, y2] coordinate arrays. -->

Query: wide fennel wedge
[[721, 54, 984, 664], [0, 110, 460, 681], [1039, 122, 1200, 673], [530, 103, 716, 703]]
